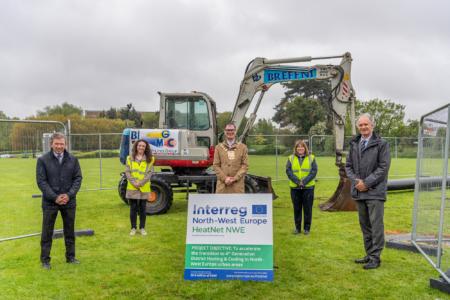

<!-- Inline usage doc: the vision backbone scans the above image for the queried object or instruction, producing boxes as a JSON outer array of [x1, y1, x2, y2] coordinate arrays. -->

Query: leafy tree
[[141, 112, 159, 128], [248, 118, 276, 146], [119, 103, 142, 128], [251, 118, 275, 135], [0, 111, 8, 119], [216, 111, 232, 132], [273, 80, 332, 133], [253, 135, 267, 145], [10, 114, 128, 151], [392, 119, 419, 137], [216, 111, 248, 135], [0, 111, 12, 151], [272, 96, 326, 135], [280, 80, 331, 103], [105, 107, 117, 119], [308, 121, 327, 136], [355, 99, 406, 137], [119, 103, 132, 120], [37, 102, 82, 117]]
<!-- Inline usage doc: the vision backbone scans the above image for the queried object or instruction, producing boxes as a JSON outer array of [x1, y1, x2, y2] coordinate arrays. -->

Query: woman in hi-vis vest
[[125, 139, 155, 236], [285, 140, 318, 235]]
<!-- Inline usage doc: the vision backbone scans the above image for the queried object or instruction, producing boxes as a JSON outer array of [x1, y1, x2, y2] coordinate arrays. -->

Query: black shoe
[[304, 230, 310, 235], [42, 262, 51, 270], [354, 256, 370, 264], [292, 229, 301, 235], [363, 260, 380, 270], [66, 258, 80, 264]]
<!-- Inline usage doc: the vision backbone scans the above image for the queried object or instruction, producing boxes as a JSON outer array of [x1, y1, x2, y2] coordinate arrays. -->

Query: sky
[[1, 0, 450, 123]]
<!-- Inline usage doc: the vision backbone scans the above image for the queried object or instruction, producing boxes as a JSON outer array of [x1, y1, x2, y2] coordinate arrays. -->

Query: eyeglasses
[[225, 129, 236, 132]]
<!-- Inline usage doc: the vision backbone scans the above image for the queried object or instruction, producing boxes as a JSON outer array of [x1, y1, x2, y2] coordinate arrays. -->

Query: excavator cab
[[159, 91, 218, 150]]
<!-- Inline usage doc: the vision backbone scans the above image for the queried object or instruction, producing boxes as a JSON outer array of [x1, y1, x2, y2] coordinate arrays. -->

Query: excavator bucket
[[319, 164, 357, 211], [247, 174, 278, 200]]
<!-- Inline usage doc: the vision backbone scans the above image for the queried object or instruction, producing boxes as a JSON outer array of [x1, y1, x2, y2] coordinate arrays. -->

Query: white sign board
[[184, 193, 273, 281]]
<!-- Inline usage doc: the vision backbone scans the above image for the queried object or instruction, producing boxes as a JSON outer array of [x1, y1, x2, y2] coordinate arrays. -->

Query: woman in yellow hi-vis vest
[[125, 139, 155, 236], [286, 140, 318, 235]]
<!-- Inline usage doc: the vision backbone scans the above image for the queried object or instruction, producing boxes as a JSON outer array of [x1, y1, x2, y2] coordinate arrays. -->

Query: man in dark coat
[[345, 113, 390, 270], [36, 132, 82, 269]]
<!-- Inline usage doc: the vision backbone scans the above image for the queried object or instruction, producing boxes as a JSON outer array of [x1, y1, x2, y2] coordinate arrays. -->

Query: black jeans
[[40, 206, 76, 263], [129, 199, 147, 229], [290, 188, 314, 231]]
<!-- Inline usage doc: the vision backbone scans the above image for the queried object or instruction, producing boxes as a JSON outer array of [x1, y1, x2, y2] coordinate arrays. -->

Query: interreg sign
[[130, 129, 179, 155], [263, 67, 317, 84], [184, 193, 273, 281]]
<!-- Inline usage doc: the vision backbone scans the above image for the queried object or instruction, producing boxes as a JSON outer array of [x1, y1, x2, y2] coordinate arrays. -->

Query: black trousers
[[356, 200, 385, 262], [129, 199, 147, 229], [290, 188, 314, 231], [40, 206, 76, 263]]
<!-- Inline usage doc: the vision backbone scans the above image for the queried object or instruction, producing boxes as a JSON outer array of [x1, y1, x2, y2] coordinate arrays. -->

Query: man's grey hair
[[224, 123, 237, 129], [357, 113, 375, 127], [50, 132, 66, 144]]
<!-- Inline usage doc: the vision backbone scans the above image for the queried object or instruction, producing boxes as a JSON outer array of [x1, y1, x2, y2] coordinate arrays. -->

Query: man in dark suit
[[36, 132, 82, 269], [345, 113, 390, 270]]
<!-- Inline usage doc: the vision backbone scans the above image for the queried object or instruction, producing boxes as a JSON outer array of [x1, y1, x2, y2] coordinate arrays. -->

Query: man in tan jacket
[[213, 123, 249, 193]]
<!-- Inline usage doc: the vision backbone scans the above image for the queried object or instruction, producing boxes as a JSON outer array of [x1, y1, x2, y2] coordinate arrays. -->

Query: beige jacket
[[213, 141, 248, 193]]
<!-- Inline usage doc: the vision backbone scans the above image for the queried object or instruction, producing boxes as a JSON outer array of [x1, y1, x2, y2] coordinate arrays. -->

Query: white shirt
[[53, 151, 63, 164], [226, 139, 236, 148]]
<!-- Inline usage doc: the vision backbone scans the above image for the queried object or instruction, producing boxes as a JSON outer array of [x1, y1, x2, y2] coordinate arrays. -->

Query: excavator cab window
[[165, 97, 210, 131]]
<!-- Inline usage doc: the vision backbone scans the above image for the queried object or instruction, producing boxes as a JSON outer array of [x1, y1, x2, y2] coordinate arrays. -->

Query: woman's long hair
[[131, 139, 153, 164], [293, 139, 310, 156]]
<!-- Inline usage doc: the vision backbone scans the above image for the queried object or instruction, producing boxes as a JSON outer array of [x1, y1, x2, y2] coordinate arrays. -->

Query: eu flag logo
[[252, 205, 267, 215]]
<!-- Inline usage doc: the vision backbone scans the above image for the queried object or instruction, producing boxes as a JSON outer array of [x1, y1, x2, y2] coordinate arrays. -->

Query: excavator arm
[[230, 52, 357, 211], [230, 52, 355, 167]]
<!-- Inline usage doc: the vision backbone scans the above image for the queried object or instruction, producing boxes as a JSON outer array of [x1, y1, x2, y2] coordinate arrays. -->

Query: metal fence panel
[[0, 120, 67, 241], [246, 134, 309, 180], [0, 121, 422, 241], [412, 105, 450, 282]]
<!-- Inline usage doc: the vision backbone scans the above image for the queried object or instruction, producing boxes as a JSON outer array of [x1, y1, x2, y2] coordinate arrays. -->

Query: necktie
[[360, 140, 367, 152], [57, 154, 63, 164]]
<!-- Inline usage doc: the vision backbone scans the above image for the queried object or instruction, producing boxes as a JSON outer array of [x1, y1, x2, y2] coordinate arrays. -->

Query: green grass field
[[0, 156, 449, 299]]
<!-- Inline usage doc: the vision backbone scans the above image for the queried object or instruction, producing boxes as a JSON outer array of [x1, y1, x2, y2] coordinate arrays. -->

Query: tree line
[[0, 82, 420, 153]]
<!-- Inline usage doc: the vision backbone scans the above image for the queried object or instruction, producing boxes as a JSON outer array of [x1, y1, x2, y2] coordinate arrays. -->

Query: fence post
[[99, 133, 103, 189], [275, 135, 279, 181], [310, 135, 315, 154], [394, 137, 398, 159]]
